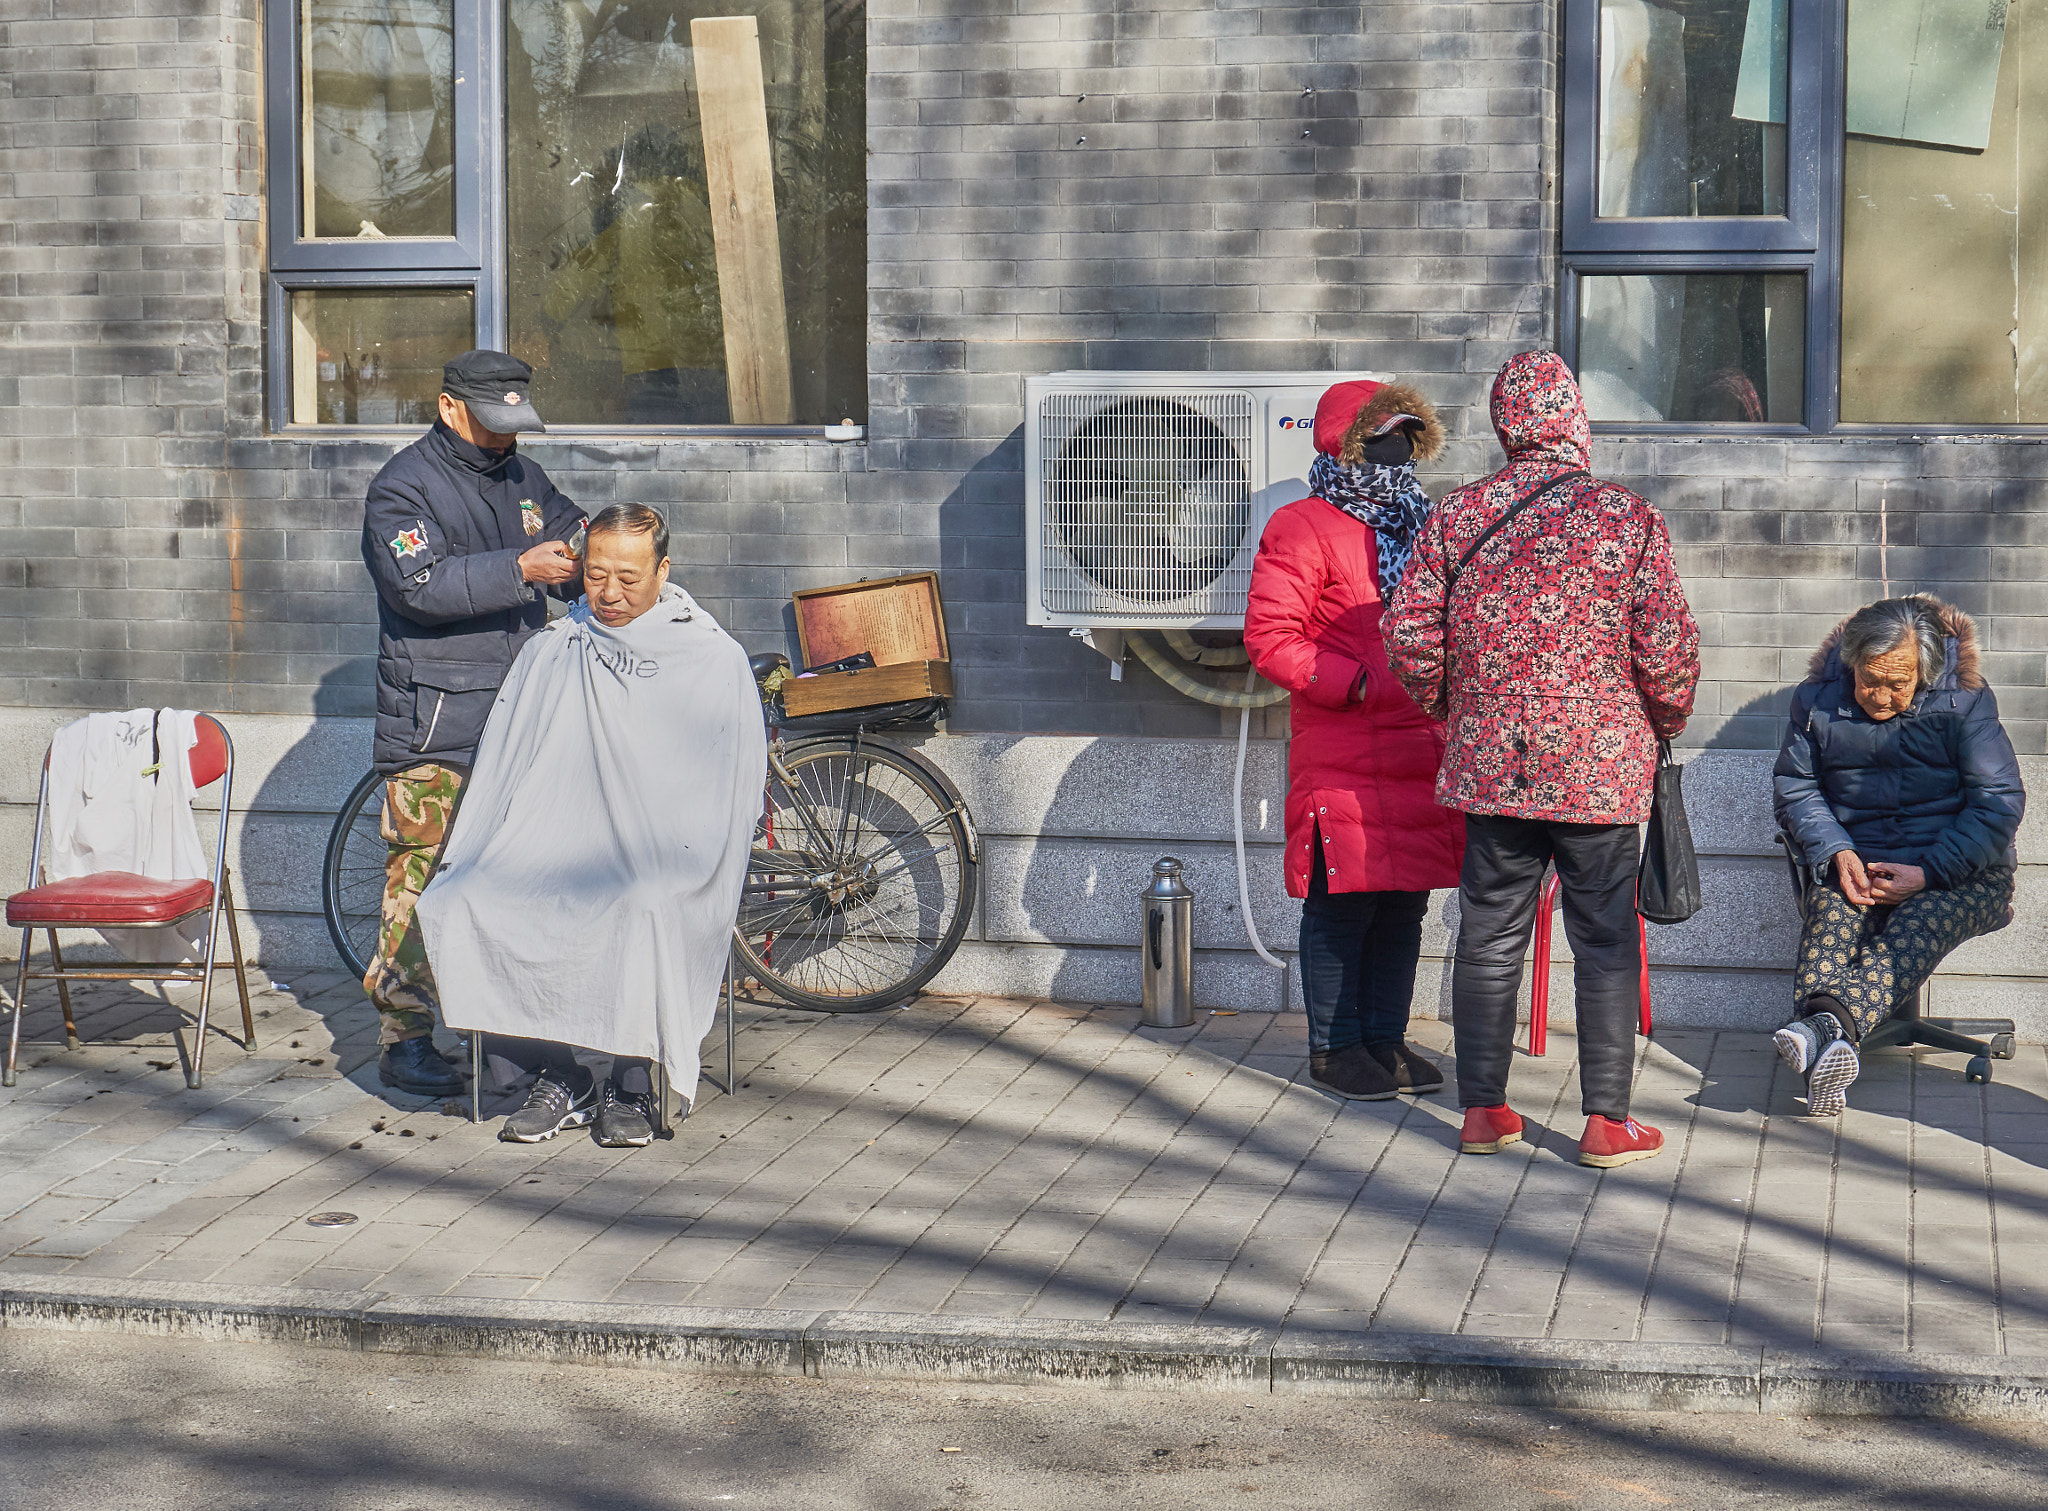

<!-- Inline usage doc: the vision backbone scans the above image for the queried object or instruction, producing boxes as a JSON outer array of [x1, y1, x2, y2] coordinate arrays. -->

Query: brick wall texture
[[2, 0, 2044, 754]]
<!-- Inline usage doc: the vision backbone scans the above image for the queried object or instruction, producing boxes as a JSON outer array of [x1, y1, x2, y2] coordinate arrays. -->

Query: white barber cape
[[44, 709, 211, 962], [415, 584, 765, 1103]]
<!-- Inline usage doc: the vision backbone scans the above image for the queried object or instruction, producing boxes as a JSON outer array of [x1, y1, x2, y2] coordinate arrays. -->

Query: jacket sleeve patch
[[389, 524, 430, 561]]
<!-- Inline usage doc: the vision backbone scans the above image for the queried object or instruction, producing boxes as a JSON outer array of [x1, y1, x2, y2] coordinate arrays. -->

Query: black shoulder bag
[[1443, 470, 1589, 594], [1638, 739, 1702, 924]]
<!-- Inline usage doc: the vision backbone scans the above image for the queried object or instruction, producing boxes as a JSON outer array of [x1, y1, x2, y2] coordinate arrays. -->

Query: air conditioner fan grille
[[1038, 391, 1256, 613]]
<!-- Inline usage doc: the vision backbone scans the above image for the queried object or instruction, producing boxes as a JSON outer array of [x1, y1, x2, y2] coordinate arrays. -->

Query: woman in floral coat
[[1384, 351, 1700, 1169]]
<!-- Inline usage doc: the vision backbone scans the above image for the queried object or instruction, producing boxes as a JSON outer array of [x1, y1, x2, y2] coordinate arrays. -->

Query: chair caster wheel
[[1967, 1056, 1993, 1085], [1992, 1034, 2017, 1061]]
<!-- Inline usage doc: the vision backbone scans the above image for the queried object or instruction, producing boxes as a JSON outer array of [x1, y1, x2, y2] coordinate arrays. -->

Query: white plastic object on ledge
[[824, 418, 865, 441]]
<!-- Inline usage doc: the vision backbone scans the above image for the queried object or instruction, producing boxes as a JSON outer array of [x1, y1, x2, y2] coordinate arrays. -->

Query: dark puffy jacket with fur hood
[[1773, 596, 2025, 887]]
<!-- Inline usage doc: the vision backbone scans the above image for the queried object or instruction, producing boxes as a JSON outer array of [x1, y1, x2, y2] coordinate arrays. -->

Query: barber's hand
[[519, 540, 580, 586], [1835, 850, 1876, 906], [1867, 862, 1927, 904]]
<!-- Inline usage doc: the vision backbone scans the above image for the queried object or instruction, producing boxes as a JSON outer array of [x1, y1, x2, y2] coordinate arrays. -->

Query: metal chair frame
[[466, 959, 738, 1133], [1527, 870, 1654, 1057], [1774, 831, 2015, 1076], [5, 714, 255, 1090]]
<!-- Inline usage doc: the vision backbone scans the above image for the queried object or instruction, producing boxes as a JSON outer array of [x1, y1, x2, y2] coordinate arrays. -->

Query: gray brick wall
[[1, 0, 2044, 754]]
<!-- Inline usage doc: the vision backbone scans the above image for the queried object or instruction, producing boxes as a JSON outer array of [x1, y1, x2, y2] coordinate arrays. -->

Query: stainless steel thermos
[[1140, 856, 1195, 1028]]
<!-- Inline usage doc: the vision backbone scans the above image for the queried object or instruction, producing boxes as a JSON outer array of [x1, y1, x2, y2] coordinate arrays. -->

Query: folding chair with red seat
[[5, 714, 255, 1089]]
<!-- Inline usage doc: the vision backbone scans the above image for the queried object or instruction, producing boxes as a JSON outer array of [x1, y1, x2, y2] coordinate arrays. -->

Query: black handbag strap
[[1445, 469, 1589, 595]]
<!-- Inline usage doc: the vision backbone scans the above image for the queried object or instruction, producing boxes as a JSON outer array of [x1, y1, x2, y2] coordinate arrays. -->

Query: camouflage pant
[[363, 762, 466, 1045]]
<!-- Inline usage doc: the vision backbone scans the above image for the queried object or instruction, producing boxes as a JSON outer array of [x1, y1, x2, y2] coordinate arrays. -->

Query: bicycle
[[321, 689, 980, 1014]]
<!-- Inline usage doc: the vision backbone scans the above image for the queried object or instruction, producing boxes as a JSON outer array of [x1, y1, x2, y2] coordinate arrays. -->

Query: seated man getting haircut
[[414, 503, 766, 1148]]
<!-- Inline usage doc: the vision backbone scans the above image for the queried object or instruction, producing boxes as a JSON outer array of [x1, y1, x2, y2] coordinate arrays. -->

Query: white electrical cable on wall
[[1233, 665, 1291, 1002]]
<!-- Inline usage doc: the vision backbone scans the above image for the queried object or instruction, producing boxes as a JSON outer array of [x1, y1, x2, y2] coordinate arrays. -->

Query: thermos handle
[[1148, 908, 1162, 969]]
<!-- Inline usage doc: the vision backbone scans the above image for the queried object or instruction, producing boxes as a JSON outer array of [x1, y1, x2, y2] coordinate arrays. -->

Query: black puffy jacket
[[361, 421, 586, 774], [1773, 597, 2025, 889]]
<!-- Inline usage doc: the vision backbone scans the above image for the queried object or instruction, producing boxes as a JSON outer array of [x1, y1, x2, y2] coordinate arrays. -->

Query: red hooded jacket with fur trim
[[1383, 351, 1701, 826], [1243, 379, 1465, 898]]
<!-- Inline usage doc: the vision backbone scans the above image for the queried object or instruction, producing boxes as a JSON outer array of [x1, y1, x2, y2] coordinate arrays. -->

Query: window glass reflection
[[505, 0, 867, 427], [1598, 0, 1787, 218], [1578, 273, 1804, 422], [301, 0, 456, 238], [290, 288, 475, 424], [1840, 0, 2042, 422]]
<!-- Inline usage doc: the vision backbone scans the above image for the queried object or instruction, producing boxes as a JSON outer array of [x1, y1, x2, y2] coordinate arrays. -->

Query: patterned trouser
[[362, 761, 466, 1045], [1792, 867, 2016, 1040]]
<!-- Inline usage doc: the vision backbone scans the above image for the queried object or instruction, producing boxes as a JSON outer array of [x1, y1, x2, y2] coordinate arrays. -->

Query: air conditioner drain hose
[[1233, 664, 1292, 1003], [1161, 626, 1251, 668], [1127, 631, 1287, 709]]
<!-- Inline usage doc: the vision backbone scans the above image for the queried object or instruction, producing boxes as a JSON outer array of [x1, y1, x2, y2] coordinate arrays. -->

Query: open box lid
[[791, 571, 950, 670]]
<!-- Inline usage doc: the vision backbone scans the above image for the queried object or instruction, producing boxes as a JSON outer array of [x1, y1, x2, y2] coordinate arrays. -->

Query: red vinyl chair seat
[[6, 873, 216, 927]]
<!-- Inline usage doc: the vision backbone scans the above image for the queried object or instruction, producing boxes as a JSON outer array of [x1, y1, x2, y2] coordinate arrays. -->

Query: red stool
[[1527, 872, 1652, 1056]]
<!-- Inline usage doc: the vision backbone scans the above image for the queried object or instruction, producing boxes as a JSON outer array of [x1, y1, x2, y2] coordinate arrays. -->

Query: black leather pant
[[1452, 814, 1642, 1120]]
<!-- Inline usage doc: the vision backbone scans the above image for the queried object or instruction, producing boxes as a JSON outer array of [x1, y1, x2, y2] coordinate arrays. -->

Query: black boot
[[1308, 1045, 1399, 1101], [378, 1036, 468, 1096], [1368, 1040, 1444, 1094]]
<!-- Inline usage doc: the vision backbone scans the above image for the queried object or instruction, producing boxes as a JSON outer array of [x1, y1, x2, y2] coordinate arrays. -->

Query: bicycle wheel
[[734, 735, 978, 1012], [322, 768, 389, 980]]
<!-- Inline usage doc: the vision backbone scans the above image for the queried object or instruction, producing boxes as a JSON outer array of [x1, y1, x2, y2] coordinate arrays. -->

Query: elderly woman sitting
[[1772, 596, 2026, 1115]]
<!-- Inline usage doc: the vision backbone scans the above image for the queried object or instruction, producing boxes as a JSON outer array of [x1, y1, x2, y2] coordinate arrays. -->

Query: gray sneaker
[[593, 1078, 659, 1148], [500, 1075, 597, 1143], [1805, 1038, 1861, 1117], [1774, 1012, 1845, 1077], [1774, 1020, 1823, 1076]]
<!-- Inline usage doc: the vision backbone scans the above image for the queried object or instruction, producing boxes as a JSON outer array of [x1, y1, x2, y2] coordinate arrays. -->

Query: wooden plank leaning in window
[[691, 15, 794, 426]]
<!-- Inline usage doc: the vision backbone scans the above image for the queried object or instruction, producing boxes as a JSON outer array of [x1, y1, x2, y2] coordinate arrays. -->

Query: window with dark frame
[[1563, 0, 2047, 432], [263, 0, 868, 433]]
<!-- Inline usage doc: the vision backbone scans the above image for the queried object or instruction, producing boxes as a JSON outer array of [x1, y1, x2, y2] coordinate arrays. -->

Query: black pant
[[1452, 814, 1641, 1119], [483, 1035, 653, 1099], [1299, 839, 1428, 1055]]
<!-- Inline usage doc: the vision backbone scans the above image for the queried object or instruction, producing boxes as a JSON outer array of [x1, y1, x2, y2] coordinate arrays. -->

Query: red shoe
[[1459, 1104, 1524, 1154], [1578, 1114, 1663, 1168]]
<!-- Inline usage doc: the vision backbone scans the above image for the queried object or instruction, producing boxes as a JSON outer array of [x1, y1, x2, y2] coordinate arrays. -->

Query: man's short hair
[[586, 503, 669, 564]]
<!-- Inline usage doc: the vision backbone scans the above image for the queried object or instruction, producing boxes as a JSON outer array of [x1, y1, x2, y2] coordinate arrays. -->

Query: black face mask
[[1355, 427, 1415, 467]]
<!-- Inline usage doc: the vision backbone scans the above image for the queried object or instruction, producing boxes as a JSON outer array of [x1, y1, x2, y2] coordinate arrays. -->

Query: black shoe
[[1308, 1045, 1400, 1101], [1368, 1040, 1445, 1095], [378, 1036, 468, 1096], [593, 1078, 659, 1148], [500, 1074, 597, 1143]]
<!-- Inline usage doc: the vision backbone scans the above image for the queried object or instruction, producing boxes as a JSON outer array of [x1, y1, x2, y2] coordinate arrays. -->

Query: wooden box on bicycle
[[781, 572, 954, 719]]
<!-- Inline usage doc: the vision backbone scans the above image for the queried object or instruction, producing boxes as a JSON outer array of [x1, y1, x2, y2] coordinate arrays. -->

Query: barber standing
[[358, 350, 587, 1097]]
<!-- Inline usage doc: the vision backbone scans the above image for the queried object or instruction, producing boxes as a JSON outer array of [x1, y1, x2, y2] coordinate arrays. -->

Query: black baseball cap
[[442, 349, 545, 433]]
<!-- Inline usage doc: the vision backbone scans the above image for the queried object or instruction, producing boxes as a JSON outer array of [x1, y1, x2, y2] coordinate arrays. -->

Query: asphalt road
[[5, 1330, 2047, 1511]]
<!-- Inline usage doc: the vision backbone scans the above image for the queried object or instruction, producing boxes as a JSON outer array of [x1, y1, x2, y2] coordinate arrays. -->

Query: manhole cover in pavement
[[305, 1211, 359, 1227]]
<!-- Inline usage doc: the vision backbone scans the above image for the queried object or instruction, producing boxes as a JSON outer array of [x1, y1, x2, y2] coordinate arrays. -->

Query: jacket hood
[[1312, 379, 1445, 463], [1808, 594, 1984, 692], [1489, 350, 1591, 469]]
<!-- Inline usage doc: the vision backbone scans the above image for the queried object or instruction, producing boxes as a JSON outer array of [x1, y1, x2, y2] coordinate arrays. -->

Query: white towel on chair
[[43, 709, 211, 962]]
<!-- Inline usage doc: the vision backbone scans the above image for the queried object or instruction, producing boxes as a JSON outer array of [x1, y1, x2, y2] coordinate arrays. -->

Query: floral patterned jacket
[[1383, 351, 1701, 825]]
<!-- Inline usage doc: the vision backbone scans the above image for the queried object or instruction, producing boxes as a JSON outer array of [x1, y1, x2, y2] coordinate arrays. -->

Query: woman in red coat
[[1243, 379, 1466, 1102]]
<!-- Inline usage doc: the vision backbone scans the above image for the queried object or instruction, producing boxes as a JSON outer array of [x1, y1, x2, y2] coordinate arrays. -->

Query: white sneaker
[[1805, 1038, 1861, 1117]]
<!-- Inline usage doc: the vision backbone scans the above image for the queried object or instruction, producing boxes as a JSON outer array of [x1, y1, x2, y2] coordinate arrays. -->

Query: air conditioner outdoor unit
[[1024, 370, 1388, 631]]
